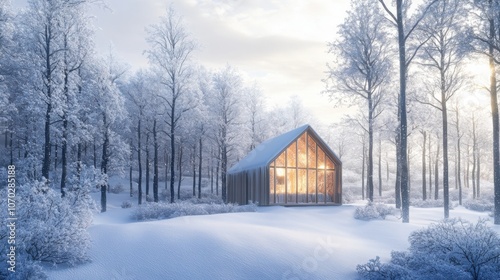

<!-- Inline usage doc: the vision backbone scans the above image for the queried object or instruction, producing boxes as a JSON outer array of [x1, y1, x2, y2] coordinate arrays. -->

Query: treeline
[[0, 1, 317, 212], [324, 0, 500, 223]]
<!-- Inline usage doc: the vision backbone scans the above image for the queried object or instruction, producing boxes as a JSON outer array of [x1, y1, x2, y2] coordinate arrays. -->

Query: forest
[[1, 0, 500, 278], [1, 0, 500, 220], [0, 0, 500, 221]]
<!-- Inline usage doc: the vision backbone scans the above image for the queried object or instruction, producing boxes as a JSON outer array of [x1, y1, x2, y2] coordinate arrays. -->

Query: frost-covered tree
[[469, 0, 500, 224], [378, 0, 438, 223], [325, 0, 391, 202], [88, 54, 128, 212], [146, 5, 196, 203], [415, 0, 469, 218], [209, 65, 244, 202]]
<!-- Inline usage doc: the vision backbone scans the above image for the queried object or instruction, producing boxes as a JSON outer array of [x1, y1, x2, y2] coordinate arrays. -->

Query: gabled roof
[[228, 124, 341, 174], [228, 124, 310, 174]]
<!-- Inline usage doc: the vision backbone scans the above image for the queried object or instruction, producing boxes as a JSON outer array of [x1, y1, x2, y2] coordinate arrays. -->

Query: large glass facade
[[269, 132, 338, 204]]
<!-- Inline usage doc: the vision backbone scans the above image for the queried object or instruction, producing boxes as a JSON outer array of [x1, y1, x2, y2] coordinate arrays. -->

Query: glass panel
[[297, 169, 307, 203], [317, 147, 325, 170], [276, 168, 285, 204], [307, 135, 316, 169], [269, 168, 275, 204], [317, 170, 325, 203], [287, 142, 297, 168], [308, 170, 316, 203], [287, 169, 296, 203], [298, 134, 307, 168], [326, 170, 334, 203], [276, 152, 286, 167], [326, 156, 334, 169], [270, 160, 275, 167]]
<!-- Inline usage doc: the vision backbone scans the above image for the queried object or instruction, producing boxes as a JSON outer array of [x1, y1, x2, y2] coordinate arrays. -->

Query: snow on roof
[[228, 124, 310, 174]]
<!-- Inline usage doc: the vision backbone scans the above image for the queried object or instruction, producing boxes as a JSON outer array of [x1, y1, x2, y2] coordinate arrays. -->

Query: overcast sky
[[13, 0, 352, 124]]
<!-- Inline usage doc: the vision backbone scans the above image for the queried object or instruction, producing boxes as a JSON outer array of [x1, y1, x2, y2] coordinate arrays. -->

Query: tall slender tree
[[379, 0, 438, 222], [415, 0, 468, 218], [146, 6, 195, 203], [470, 0, 500, 224], [325, 0, 391, 202]]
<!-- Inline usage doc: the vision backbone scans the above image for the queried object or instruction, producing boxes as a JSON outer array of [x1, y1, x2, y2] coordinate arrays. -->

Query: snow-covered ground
[[45, 180, 498, 280]]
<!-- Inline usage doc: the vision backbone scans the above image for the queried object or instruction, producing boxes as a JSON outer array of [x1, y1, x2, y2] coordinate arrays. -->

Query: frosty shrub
[[0, 258, 47, 280], [109, 183, 125, 194], [121, 201, 133, 208], [464, 195, 494, 212], [131, 201, 257, 221], [354, 202, 398, 221], [342, 187, 356, 204], [0, 179, 95, 269], [411, 199, 454, 209], [357, 219, 500, 280], [186, 193, 224, 204]]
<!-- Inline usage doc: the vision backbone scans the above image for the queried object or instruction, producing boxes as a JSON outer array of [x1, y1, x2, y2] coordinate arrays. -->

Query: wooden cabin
[[227, 124, 342, 206]]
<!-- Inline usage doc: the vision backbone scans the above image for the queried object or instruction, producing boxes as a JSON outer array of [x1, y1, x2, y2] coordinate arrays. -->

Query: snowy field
[[45, 181, 497, 280]]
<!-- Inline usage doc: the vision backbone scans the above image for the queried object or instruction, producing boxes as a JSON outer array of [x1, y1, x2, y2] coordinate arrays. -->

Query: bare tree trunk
[[456, 108, 462, 205], [395, 133, 401, 209], [367, 95, 374, 202], [165, 149, 168, 191], [153, 119, 159, 202], [129, 153, 133, 198], [441, 75, 450, 219], [198, 137, 203, 199], [210, 148, 214, 194], [60, 122, 67, 197], [146, 133, 150, 198], [395, 0, 410, 223], [192, 143, 196, 197], [429, 134, 433, 199], [362, 140, 366, 201], [466, 144, 470, 190], [216, 147, 220, 196], [477, 149, 481, 198], [378, 135, 382, 197], [488, 5, 500, 224], [435, 139, 440, 200], [472, 116, 477, 200], [422, 131, 427, 200], [177, 144, 183, 200], [137, 119, 142, 205]]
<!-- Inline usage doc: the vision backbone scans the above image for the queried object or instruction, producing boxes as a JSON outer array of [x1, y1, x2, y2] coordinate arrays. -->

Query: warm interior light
[[276, 168, 285, 177], [318, 165, 325, 169]]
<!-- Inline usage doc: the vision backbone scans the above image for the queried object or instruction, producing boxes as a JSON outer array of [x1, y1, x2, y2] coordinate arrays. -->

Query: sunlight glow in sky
[[12, 0, 351, 124], [92, 0, 351, 123]]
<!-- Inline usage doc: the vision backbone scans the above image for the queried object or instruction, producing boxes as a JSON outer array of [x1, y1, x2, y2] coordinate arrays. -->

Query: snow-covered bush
[[131, 201, 257, 221], [109, 183, 124, 194], [0, 258, 47, 280], [464, 194, 494, 212], [411, 199, 455, 209], [342, 187, 356, 204], [186, 193, 224, 204], [357, 218, 500, 280], [354, 202, 398, 220], [121, 201, 133, 208], [0, 179, 95, 270]]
